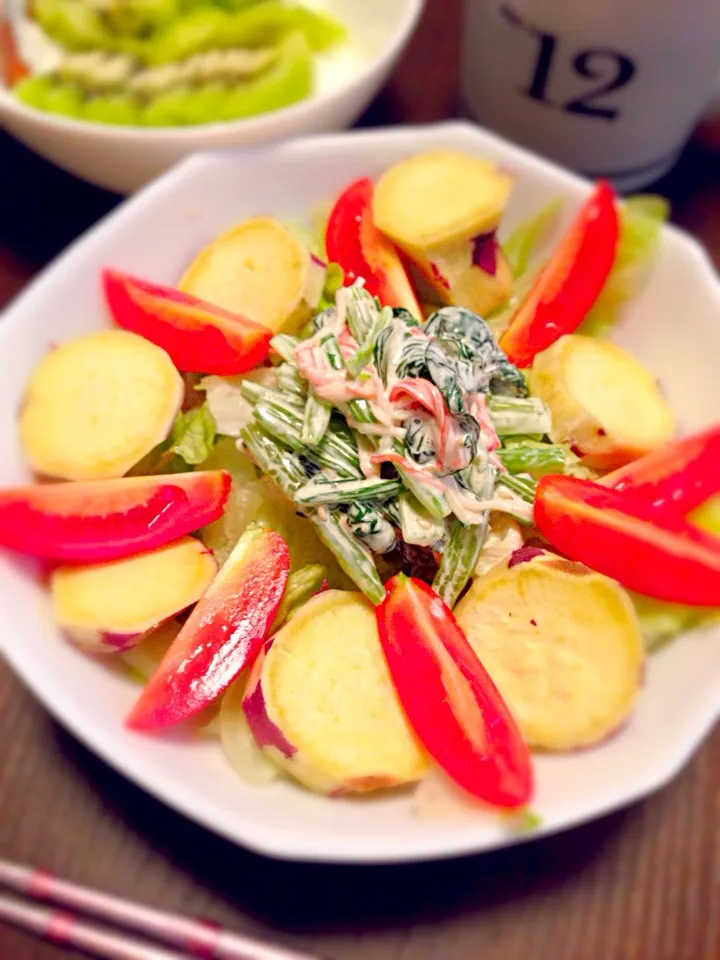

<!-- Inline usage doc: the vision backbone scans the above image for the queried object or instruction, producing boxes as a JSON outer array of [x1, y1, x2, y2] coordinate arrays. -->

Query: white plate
[[1, 122, 719, 863]]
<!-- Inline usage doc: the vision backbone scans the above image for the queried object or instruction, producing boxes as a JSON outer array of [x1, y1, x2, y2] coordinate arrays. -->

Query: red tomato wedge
[[0, 472, 230, 562], [127, 526, 290, 730], [499, 180, 619, 367], [601, 423, 720, 520], [103, 269, 272, 375], [325, 178, 422, 316], [376, 575, 533, 808], [535, 474, 720, 606], [1, 19, 29, 85]]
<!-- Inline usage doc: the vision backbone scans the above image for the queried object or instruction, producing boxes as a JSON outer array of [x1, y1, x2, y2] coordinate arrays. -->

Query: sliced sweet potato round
[[243, 590, 429, 794], [373, 150, 512, 249], [454, 552, 645, 750], [179, 217, 323, 334], [529, 334, 675, 470], [52, 536, 217, 653], [19, 329, 183, 480]]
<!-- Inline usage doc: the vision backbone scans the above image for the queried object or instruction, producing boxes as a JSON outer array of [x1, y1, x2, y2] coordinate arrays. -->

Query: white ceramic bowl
[[0, 0, 424, 193], [1, 122, 719, 864]]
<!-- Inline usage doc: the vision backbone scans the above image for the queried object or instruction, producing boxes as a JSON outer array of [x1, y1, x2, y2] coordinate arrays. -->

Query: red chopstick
[[0, 894, 186, 960], [0, 859, 325, 960]]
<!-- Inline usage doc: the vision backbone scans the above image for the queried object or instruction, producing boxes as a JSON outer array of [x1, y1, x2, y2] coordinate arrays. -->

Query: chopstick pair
[[0, 859, 324, 960]]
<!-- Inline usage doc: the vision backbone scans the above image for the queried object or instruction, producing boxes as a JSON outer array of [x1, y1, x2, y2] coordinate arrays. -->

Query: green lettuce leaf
[[283, 216, 342, 319], [485, 268, 536, 336], [311, 201, 331, 259], [129, 400, 219, 475], [631, 492, 720, 651], [489, 200, 561, 334], [170, 402, 217, 464], [631, 593, 720, 653], [316, 261, 344, 312], [285, 219, 324, 259], [580, 195, 670, 338], [270, 563, 327, 631], [502, 199, 562, 279], [120, 620, 178, 683]]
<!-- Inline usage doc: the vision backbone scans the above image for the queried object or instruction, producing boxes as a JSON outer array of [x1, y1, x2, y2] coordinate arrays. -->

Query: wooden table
[[1, 2, 719, 957]]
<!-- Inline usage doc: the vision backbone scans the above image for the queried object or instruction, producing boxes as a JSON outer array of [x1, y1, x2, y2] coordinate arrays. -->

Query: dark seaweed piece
[[405, 414, 437, 465], [395, 337, 466, 414], [424, 306, 528, 397], [424, 340, 468, 414], [395, 335, 430, 380], [451, 413, 481, 473]]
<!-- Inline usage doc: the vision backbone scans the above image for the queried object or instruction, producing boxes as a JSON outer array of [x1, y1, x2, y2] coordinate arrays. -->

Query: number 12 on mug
[[461, 0, 720, 190]]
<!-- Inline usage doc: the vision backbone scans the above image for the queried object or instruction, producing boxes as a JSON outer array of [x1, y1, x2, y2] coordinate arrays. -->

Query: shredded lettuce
[[492, 194, 668, 340], [270, 563, 326, 631], [580, 195, 669, 338], [311, 201, 331, 259], [197, 376, 252, 438], [501, 199, 562, 279], [485, 269, 536, 336], [300, 262, 345, 333], [219, 676, 279, 785], [199, 448, 354, 584], [631, 593, 720, 653], [488, 199, 561, 334], [199, 435, 259, 484], [285, 219, 324, 259], [283, 206, 338, 317], [197, 368, 277, 437], [317, 261, 344, 313], [120, 620, 179, 683], [630, 493, 720, 651]]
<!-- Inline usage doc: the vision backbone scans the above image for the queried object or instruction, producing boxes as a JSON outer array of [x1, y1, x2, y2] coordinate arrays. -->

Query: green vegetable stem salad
[[7, 0, 346, 126], [247, 293, 552, 609]]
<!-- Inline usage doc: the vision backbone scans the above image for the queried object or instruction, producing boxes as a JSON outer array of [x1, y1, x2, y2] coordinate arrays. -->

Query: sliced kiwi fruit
[[33, 0, 116, 51], [12, 29, 312, 126], [220, 30, 310, 121], [29, 0, 344, 60], [56, 50, 136, 89], [40, 80, 85, 117], [88, 0, 181, 37], [84, 91, 142, 124], [13, 0, 338, 127], [13, 74, 56, 109]]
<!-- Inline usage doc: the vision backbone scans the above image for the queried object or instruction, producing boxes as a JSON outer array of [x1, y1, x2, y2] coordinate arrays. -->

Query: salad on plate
[[3, 148, 719, 821]]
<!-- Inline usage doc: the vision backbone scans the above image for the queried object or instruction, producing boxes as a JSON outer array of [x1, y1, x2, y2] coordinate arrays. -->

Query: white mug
[[461, 0, 720, 190]]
